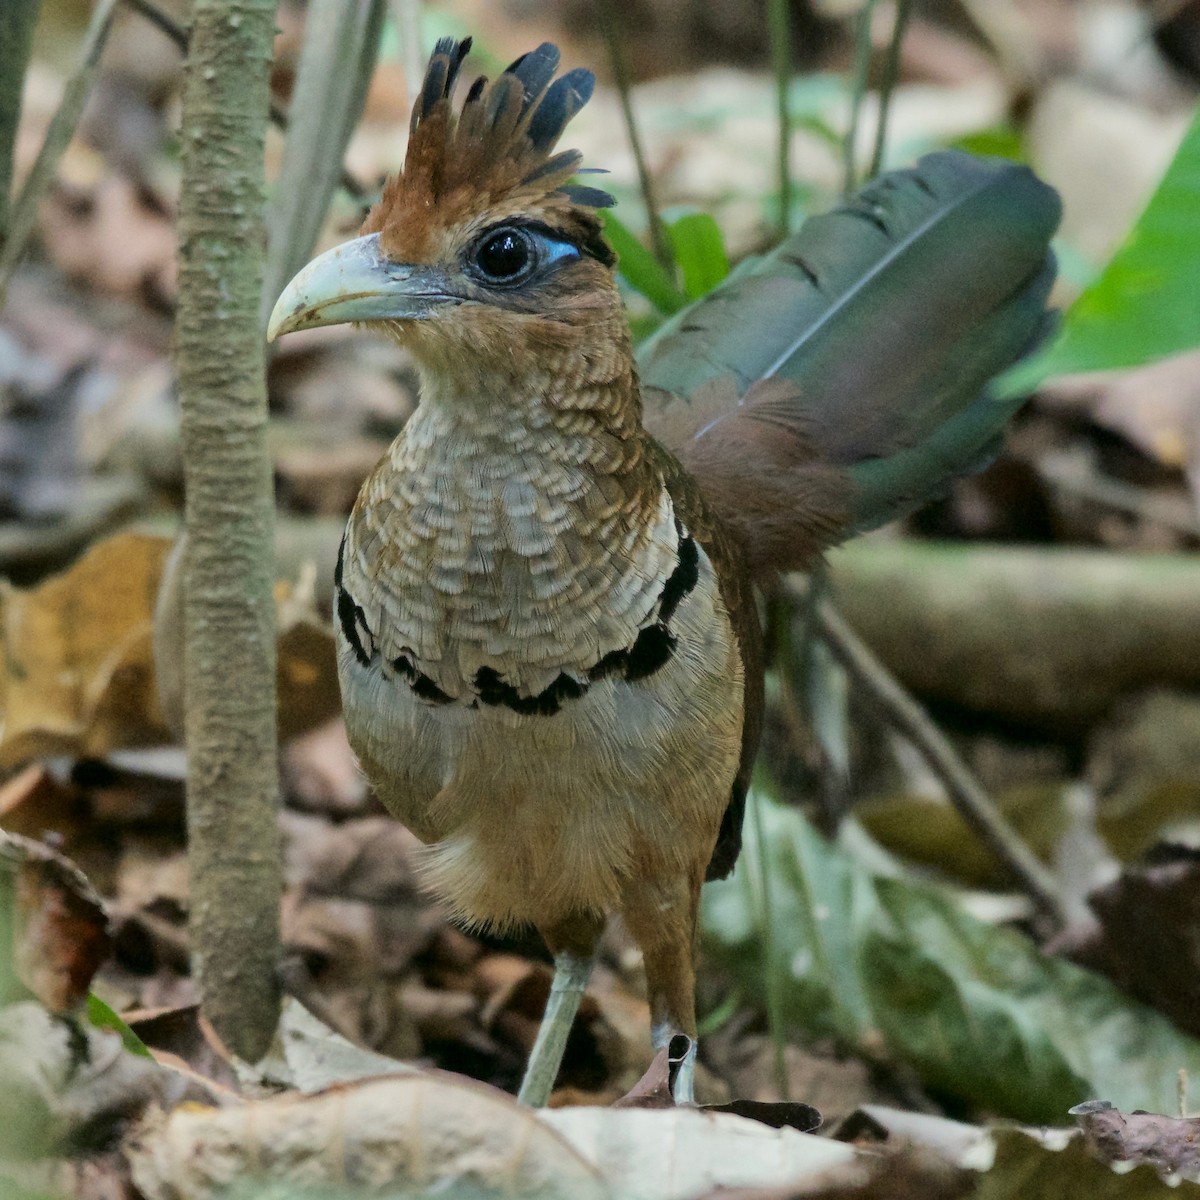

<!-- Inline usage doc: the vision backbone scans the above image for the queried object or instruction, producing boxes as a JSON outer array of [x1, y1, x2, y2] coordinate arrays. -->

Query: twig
[[176, 0, 282, 1061], [749, 790, 791, 1102], [0, 0, 120, 303], [766, 0, 794, 233], [814, 598, 1068, 932], [260, 0, 386, 326], [120, 0, 371, 202], [0, 0, 42, 258], [596, 0, 674, 275], [868, 0, 911, 179], [388, 0, 425, 109], [842, 0, 878, 198]]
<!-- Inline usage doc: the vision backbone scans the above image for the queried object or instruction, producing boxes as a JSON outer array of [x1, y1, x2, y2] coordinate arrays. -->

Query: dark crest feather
[[527, 67, 595, 153], [365, 34, 616, 261], [508, 42, 561, 102], [412, 36, 472, 133]]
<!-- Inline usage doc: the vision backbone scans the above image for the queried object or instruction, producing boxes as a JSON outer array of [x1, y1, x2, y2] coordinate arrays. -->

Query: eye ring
[[471, 226, 536, 284]]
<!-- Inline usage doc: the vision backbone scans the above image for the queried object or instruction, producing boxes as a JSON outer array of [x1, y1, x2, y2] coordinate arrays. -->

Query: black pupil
[[478, 231, 529, 279]]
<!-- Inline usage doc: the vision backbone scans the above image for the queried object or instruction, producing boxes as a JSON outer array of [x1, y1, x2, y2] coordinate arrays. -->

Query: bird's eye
[[473, 228, 534, 283]]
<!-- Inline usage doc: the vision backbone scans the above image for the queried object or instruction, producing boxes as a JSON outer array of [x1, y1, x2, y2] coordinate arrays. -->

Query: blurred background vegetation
[[2, 1, 1200, 1196]]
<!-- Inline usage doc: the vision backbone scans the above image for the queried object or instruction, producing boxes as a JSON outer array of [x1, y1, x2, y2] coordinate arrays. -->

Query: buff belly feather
[[336, 539, 744, 931]]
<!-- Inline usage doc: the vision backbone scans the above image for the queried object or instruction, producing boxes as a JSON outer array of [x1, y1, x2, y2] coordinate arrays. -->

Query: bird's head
[[267, 38, 621, 389]]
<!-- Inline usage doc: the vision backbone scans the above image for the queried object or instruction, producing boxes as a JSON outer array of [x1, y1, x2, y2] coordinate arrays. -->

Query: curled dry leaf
[[542, 1106, 862, 1200], [0, 532, 172, 767], [127, 1073, 609, 1200], [0, 828, 112, 1012]]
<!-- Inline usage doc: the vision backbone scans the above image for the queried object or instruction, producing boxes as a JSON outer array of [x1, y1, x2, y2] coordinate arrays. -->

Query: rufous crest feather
[[362, 38, 615, 264]]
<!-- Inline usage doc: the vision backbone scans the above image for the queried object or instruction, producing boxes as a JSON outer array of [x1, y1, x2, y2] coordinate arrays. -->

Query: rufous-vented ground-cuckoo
[[269, 37, 1060, 1105]]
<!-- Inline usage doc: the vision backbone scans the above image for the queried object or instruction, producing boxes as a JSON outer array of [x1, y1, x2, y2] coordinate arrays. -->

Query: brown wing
[[645, 437, 763, 881]]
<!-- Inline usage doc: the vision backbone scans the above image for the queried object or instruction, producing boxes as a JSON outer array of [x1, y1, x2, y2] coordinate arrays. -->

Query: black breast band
[[334, 520, 700, 716]]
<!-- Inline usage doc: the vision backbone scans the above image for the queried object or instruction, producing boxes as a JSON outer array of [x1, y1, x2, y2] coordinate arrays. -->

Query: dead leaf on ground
[[280, 718, 371, 817], [0, 762, 89, 844], [0, 532, 172, 766], [0, 828, 112, 1012], [125, 1004, 239, 1095], [127, 1072, 610, 1200]]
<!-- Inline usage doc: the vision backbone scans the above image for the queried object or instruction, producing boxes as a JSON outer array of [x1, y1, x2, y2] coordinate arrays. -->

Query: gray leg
[[517, 950, 595, 1106], [671, 1034, 697, 1105]]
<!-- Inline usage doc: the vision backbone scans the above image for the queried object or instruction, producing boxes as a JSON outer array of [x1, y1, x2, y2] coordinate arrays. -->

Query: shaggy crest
[[362, 38, 615, 263]]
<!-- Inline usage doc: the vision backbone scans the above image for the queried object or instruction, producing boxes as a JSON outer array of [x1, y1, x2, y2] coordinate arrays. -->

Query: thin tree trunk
[[175, 0, 281, 1061]]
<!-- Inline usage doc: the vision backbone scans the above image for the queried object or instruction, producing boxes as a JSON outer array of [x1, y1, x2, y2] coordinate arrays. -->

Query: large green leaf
[[999, 104, 1200, 395], [702, 790, 1200, 1124]]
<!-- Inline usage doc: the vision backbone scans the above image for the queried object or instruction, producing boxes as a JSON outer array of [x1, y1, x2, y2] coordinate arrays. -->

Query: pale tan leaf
[[127, 1073, 609, 1200]]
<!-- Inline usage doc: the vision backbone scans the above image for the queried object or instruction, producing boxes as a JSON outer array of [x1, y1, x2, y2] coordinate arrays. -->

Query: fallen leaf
[[0, 532, 172, 767], [127, 1073, 610, 1200], [1, 828, 112, 1012]]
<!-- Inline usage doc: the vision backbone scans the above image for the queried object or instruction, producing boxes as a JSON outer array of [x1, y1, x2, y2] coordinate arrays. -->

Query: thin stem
[[0, 0, 42, 257], [120, 0, 370, 201], [388, 0, 425, 109], [596, 0, 673, 275], [0, 0, 120, 302], [842, 0, 878, 198], [868, 0, 911, 179], [767, 0, 793, 233], [814, 599, 1068, 933], [750, 789, 791, 1101]]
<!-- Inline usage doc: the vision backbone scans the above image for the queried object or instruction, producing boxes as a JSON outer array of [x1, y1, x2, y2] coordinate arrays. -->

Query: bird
[[268, 36, 1060, 1106]]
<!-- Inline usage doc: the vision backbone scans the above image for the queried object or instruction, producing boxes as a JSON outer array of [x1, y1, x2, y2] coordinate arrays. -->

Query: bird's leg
[[621, 870, 704, 1105], [517, 913, 603, 1107]]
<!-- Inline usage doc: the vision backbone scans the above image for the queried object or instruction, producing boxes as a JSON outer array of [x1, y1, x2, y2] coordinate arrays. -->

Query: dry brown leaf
[[127, 1073, 610, 1200], [281, 718, 370, 817], [0, 532, 172, 766], [0, 762, 88, 842], [0, 827, 112, 1012]]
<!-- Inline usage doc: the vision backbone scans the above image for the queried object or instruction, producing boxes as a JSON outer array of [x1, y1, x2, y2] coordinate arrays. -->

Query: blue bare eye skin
[[470, 226, 581, 284]]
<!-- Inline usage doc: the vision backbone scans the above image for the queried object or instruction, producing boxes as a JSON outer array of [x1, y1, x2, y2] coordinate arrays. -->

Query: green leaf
[[86, 993, 152, 1058], [998, 104, 1200, 396], [702, 790, 1200, 1124], [665, 211, 730, 300], [601, 210, 686, 314]]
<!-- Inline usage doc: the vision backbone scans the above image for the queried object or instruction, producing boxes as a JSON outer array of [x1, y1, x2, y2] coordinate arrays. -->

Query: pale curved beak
[[266, 233, 457, 341]]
